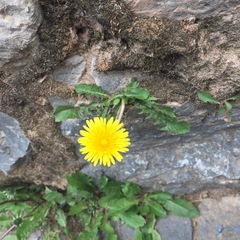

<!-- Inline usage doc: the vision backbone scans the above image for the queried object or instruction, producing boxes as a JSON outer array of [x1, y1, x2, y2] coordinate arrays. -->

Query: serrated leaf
[[218, 107, 225, 114], [54, 105, 79, 122], [126, 79, 139, 90], [225, 101, 232, 111], [159, 106, 176, 118], [122, 182, 141, 198], [152, 230, 161, 240], [99, 197, 137, 215], [80, 211, 91, 226], [147, 200, 167, 218], [197, 91, 220, 104], [125, 88, 149, 100], [44, 187, 66, 206], [0, 216, 13, 228], [138, 205, 150, 215], [148, 192, 173, 203], [117, 211, 146, 228], [16, 219, 38, 239], [161, 120, 190, 134], [66, 172, 95, 197], [56, 209, 67, 228], [228, 93, 240, 101], [148, 96, 159, 101], [146, 213, 156, 234], [100, 219, 117, 240], [75, 84, 110, 99], [77, 229, 99, 240], [134, 229, 143, 240], [113, 98, 121, 106], [69, 203, 86, 215], [99, 176, 108, 190], [100, 179, 123, 197], [164, 199, 199, 218]]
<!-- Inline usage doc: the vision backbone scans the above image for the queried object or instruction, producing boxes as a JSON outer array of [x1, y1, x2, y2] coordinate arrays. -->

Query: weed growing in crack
[[54, 78, 190, 134], [197, 91, 240, 122], [0, 173, 199, 239]]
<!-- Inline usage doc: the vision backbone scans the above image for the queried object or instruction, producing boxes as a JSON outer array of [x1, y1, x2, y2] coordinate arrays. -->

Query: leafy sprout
[[54, 78, 190, 134], [197, 91, 240, 122]]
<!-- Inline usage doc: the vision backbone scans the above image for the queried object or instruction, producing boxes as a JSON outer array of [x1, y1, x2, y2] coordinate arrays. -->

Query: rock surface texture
[[60, 103, 240, 194], [0, 112, 30, 174], [124, 0, 239, 20], [0, 0, 42, 70]]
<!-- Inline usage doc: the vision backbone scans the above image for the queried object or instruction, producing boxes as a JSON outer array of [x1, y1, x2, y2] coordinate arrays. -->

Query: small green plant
[[0, 173, 199, 239], [54, 79, 190, 134], [197, 91, 240, 122]]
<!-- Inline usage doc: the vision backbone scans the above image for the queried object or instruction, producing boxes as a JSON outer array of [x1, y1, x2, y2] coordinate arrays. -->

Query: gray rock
[[79, 103, 240, 194], [125, 0, 240, 20], [0, 112, 30, 174], [102, 216, 192, 240], [53, 55, 86, 85], [91, 58, 146, 93], [196, 196, 240, 240], [155, 215, 192, 240], [0, 0, 42, 69]]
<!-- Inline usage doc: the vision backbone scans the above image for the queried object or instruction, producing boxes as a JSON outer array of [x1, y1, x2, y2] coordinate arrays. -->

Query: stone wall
[[0, 0, 240, 193]]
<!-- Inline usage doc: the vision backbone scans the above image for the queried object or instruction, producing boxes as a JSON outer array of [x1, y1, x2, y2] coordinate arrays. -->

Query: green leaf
[[77, 229, 99, 240], [138, 205, 150, 215], [161, 120, 190, 134], [125, 88, 149, 100], [146, 213, 156, 234], [56, 209, 67, 228], [99, 197, 137, 215], [75, 84, 110, 99], [80, 210, 91, 226], [122, 182, 141, 198], [225, 101, 232, 111], [0, 215, 13, 228], [69, 203, 86, 215], [100, 219, 117, 240], [16, 219, 38, 239], [148, 192, 173, 203], [159, 106, 176, 118], [228, 93, 240, 101], [218, 107, 225, 114], [147, 200, 167, 218], [152, 230, 162, 240], [100, 179, 123, 197], [134, 229, 143, 240], [116, 211, 146, 228], [99, 176, 109, 190], [54, 105, 79, 122], [164, 199, 199, 218], [66, 172, 95, 198], [44, 187, 66, 205], [197, 91, 220, 104], [113, 98, 121, 106]]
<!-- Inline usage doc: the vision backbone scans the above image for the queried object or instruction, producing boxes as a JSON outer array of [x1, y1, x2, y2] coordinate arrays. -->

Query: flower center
[[100, 138, 108, 146]]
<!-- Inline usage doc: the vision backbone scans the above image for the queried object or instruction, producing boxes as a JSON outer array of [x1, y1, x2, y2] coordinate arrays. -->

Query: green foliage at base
[[0, 173, 199, 240], [197, 91, 240, 122], [54, 79, 190, 134]]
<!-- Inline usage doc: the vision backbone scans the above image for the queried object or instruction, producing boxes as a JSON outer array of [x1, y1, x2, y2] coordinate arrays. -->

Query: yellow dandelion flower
[[78, 117, 131, 167]]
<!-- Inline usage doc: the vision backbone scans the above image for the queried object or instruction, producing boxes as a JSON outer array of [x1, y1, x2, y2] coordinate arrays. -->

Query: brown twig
[[0, 224, 16, 240]]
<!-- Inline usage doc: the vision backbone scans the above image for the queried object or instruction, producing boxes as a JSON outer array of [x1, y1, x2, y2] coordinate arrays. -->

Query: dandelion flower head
[[78, 117, 130, 167]]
